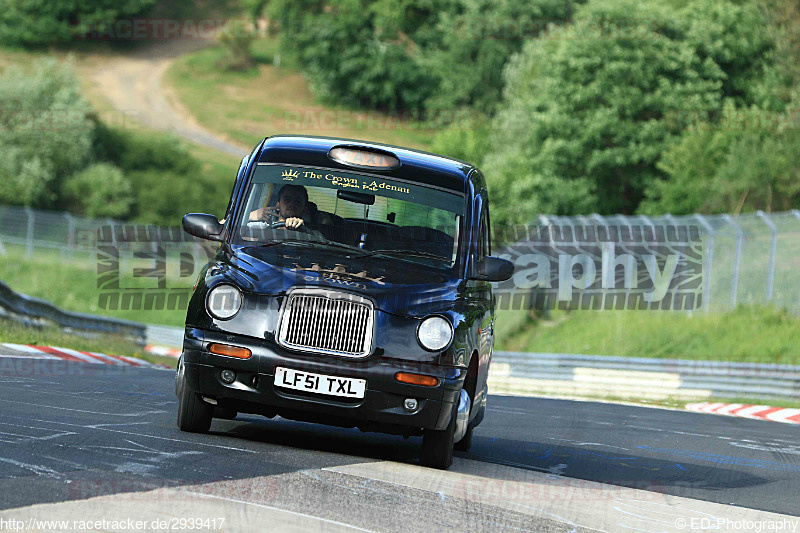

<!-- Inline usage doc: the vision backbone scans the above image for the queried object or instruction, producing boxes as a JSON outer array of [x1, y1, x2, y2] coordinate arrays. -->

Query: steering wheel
[[248, 219, 313, 234]]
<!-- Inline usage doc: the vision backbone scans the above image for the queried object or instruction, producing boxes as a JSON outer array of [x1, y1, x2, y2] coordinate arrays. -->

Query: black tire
[[214, 407, 238, 420], [176, 372, 212, 433], [420, 404, 456, 469], [454, 423, 473, 452]]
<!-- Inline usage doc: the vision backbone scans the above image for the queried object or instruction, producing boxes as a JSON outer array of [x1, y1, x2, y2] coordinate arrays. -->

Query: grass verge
[[495, 305, 800, 365], [1, 248, 188, 328], [165, 39, 438, 150]]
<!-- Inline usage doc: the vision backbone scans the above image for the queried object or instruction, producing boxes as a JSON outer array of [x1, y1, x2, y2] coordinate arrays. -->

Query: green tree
[[641, 107, 800, 214], [266, 0, 437, 111], [421, 0, 581, 114], [483, 0, 778, 226], [216, 20, 257, 71], [61, 163, 133, 218], [0, 58, 93, 207], [0, 0, 155, 45]]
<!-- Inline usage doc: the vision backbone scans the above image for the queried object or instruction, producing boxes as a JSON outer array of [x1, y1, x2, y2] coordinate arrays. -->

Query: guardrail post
[[0, 236, 6, 256], [693, 214, 714, 312], [24, 206, 34, 258], [722, 214, 744, 309], [64, 213, 75, 261], [756, 211, 777, 301]]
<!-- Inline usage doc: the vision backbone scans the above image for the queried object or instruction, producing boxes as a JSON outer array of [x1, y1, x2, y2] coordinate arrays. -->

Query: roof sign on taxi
[[329, 146, 400, 170]]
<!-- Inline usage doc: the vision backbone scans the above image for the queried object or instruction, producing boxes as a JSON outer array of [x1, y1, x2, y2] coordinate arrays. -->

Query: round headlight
[[206, 284, 242, 320], [417, 316, 453, 351]]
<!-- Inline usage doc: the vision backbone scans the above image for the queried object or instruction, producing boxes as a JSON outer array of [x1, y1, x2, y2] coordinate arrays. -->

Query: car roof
[[256, 135, 477, 193]]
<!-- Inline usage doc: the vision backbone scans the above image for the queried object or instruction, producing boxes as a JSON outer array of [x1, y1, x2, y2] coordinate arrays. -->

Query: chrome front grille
[[277, 289, 374, 357]]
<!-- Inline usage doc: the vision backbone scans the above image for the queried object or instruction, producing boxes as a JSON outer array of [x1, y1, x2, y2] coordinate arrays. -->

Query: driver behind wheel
[[249, 184, 309, 229]]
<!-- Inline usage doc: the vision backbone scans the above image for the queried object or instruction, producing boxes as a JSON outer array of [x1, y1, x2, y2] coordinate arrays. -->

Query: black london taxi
[[177, 135, 513, 469]]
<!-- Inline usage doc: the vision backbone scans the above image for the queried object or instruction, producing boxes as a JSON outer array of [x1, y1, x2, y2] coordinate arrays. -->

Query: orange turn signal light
[[395, 372, 438, 387], [208, 343, 252, 359]]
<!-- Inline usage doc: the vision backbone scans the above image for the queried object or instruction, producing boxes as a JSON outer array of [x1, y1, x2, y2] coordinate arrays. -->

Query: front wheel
[[176, 359, 212, 433], [420, 404, 456, 469], [454, 423, 473, 452]]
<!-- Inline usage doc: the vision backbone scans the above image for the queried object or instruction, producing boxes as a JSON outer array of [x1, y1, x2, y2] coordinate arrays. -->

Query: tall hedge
[[0, 0, 156, 45], [482, 0, 779, 226]]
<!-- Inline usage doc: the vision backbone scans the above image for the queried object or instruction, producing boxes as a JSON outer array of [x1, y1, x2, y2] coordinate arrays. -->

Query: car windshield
[[234, 164, 465, 269]]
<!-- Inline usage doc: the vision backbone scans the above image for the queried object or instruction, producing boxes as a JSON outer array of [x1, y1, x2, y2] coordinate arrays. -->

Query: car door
[[475, 198, 494, 405]]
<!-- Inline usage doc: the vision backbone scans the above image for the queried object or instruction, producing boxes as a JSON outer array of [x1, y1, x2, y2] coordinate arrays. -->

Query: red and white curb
[[145, 344, 182, 358], [0, 343, 169, 369], [686, 402, 800, 425]]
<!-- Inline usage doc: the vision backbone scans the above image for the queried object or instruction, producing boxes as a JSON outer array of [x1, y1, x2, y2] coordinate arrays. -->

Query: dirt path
[[91, 39, 249, 157]]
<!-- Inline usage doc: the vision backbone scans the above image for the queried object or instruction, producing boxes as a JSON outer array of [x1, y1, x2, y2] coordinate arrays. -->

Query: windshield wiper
[[255, 238, 370, 255], [367, 249, 451, 261]]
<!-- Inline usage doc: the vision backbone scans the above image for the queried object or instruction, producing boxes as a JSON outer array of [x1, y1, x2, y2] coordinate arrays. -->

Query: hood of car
[[223, 243, 463, 316]]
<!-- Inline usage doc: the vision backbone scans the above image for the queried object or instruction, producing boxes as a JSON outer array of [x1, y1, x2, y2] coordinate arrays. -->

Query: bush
[[129, 168, 230, 226], [640, 110, 800, 214], [61, 163, 132, 218], [482, 0, 780, 226], [0, 58, 93, 207], [421, 0, 581, 114], [216, 20, 256, 71], [267, 0, 580, 115], [429, 116, 491, 164], [0, 0, 155, 46], [93, 123, 199, 175]]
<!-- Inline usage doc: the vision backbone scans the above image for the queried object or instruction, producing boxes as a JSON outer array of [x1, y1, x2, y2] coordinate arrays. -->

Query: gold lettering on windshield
[[281, 169, 299, 181], [326, 174, 360, 189], [285, 168, 411, 195], [362, 180, 409, 194]]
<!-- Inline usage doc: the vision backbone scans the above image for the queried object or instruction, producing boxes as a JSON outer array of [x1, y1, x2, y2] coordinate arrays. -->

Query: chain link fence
[[1, 204, 799, 314], [532, 211, 800, 314], [0, 203, 215, 269]]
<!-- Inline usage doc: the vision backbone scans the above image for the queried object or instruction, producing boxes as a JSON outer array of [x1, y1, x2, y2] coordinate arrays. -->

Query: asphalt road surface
[[0, 358, 797, 532]]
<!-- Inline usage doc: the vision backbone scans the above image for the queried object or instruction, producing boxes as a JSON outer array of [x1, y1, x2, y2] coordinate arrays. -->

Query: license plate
[[274, 367, 366, 399]]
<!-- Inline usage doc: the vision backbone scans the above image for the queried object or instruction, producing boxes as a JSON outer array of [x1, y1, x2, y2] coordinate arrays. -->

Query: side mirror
[[183, 213, 223, 242], [472, 256, 514, 282]]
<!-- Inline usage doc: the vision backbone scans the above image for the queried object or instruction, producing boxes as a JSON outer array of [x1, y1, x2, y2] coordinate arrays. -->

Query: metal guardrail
[[489, 352, 800, 401], [145, 324, 185, 347], [0, 279, 146, 342]]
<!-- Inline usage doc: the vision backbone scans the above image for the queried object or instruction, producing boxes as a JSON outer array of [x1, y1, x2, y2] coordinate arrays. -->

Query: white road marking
[[184, 490, 378, 532], [2, 414, 259, 454], [0, 398, 165, 417], [0, 457, 62, 478]]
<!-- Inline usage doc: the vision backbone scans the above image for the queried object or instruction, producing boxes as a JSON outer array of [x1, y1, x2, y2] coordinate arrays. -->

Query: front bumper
[[180, 328, 465, 435]]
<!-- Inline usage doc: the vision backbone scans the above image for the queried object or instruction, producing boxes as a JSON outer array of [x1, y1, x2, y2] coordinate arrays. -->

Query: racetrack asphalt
[[0, 359, 797, 532]]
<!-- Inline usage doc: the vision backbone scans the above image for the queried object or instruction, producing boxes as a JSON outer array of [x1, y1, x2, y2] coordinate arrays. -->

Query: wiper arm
[[368, 249, 451, 261], [256, 238, 370, 255]]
